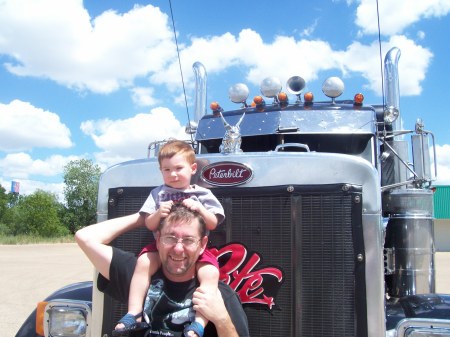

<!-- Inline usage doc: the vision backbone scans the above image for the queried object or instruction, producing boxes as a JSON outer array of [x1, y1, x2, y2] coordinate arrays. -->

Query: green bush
[[10, 190, 69, 237]]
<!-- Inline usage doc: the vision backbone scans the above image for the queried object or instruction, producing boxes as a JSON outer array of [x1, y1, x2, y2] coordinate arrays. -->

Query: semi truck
[[16, 47, 450, 337]]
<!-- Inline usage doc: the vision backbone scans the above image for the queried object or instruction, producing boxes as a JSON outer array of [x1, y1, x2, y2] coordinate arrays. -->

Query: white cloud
[[0, 0, 435, 103], [0, 0, 176, 93], [0, 100, 73, 151], [152, 29, 339, 94], [300, 19, 319, 38], [80, 107, 187, 168], [355, 0, 450, 36], [130, 87, 159, 107], [0, 152, 79, 179], [434, 144, 450, 185], [340, 36, 432, 96], [155, 29, 431, 98]]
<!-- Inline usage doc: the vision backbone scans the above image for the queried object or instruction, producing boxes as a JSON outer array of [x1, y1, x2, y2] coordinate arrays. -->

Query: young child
[[114, 139, 224, 337]]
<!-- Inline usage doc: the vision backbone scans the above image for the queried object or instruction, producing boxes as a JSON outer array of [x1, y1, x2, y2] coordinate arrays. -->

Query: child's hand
[[158, 200, 173, 218], [182, 198, 205, 213]]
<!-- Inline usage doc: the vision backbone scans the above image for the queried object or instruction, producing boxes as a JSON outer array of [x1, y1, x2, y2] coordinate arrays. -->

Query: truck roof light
[[322, 77, 344, 101], [278, 92, 288, 102], [253, 95, 266, 112], [253, 95, 265, 105], [228, 83, 249, 106], [304, 91, 314, 105], [278, 92, 289, 109], [354, 93, 364, 106], [384, 105, 399, 123], [210, 101, 223, 116], [260, 77, 282, 98]]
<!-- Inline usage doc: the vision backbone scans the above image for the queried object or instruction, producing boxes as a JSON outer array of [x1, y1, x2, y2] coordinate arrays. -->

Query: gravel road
[[1, 244, 449, 337]]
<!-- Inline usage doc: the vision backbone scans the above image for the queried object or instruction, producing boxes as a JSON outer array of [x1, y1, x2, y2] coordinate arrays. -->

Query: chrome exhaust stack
[[381, 48, 436, 298], [189, 61, 208, 152], [192, 61, 207, 123], [383, 47, 401, 130]]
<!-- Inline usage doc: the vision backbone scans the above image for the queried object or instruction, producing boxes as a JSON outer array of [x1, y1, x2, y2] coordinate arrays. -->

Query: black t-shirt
[[143, 270, 249, 337], [98, 248, 250, 337]]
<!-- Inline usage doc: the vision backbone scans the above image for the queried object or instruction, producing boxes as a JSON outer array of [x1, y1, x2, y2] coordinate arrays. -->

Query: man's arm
[[75, 212, 144, 279], [192, 287, 244, 337]]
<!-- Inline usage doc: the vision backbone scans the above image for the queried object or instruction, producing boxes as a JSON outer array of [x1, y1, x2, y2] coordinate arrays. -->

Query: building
[[434, 185, 450, 251]]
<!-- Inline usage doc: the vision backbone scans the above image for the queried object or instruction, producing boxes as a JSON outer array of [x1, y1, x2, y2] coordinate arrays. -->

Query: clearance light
[[228, 83, 249, 106], [304, 92, 314, 105], [253, 95, 265, 105], [354, 93, 364, 106], [253, 95, 266, 112], [322, 77, 344, 102], [278, 92, 288, 103], [210, 101, 223, 116], [260, 77, 282, 98], [278, 92, 289, 108], [384, 105, 399, 123]]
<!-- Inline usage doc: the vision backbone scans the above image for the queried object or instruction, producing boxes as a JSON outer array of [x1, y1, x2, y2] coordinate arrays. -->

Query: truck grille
[[105, 184, 367, 337]]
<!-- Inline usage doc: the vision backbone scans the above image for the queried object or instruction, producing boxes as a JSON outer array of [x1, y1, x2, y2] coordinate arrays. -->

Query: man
[[75, 204, 249, 337]]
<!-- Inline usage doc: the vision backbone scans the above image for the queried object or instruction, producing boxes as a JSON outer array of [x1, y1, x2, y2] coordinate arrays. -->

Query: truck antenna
[[168, 0, 194, 143]]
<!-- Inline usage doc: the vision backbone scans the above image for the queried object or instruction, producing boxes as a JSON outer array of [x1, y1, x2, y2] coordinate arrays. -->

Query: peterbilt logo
[[200, 161, 253, 186]]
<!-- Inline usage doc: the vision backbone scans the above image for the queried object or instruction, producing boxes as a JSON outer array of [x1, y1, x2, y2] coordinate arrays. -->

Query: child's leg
[[115, 251, 161, 330], [186, 262, 220, 337]]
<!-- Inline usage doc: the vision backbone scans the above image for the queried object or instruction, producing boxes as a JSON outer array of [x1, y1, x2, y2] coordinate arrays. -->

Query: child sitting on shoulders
[[114, 139, 224, 337]]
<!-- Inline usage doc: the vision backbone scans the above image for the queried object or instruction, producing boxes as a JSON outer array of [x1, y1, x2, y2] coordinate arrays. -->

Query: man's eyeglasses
[[160, 235, 201, 248]]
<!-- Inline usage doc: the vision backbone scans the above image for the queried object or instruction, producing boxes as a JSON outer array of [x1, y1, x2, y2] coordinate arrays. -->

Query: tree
[[0, 184, 9, 234], [10, 190, 68, 236], [63, 159, 101, 233], [0, 184, 7, 222], [0, 184, 20, 235]]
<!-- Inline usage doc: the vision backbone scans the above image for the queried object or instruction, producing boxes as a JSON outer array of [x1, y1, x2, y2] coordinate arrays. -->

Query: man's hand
[[192, 287, 239, 336], [192, 287, 225, 322]]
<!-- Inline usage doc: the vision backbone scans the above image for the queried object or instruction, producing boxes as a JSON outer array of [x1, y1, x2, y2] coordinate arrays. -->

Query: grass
[[0, 234, 75, 245]]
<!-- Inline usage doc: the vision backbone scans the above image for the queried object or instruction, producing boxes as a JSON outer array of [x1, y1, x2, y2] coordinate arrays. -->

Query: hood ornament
[[219, 112, 245, 154]]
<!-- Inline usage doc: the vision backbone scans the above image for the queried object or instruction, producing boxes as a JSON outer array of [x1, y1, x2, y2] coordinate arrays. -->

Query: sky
[[1, 0, 450, 200]]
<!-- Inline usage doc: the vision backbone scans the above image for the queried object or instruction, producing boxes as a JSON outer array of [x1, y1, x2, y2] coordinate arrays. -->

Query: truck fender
[[386, 293, 450, 330]]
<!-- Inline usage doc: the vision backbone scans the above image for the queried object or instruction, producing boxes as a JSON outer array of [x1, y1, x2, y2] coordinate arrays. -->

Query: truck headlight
[[44, 300, 91, 337], [396, 318, 450, 337]]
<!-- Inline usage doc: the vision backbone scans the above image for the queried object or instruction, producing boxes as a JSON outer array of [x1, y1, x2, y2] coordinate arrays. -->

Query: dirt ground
[[0, 243, 93, 337], [1, 244, 449, 337]]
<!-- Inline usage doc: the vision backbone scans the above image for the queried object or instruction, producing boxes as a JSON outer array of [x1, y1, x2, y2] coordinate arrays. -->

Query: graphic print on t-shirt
[[158, 190, 199, 204], [143, 278, 196, 336]]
